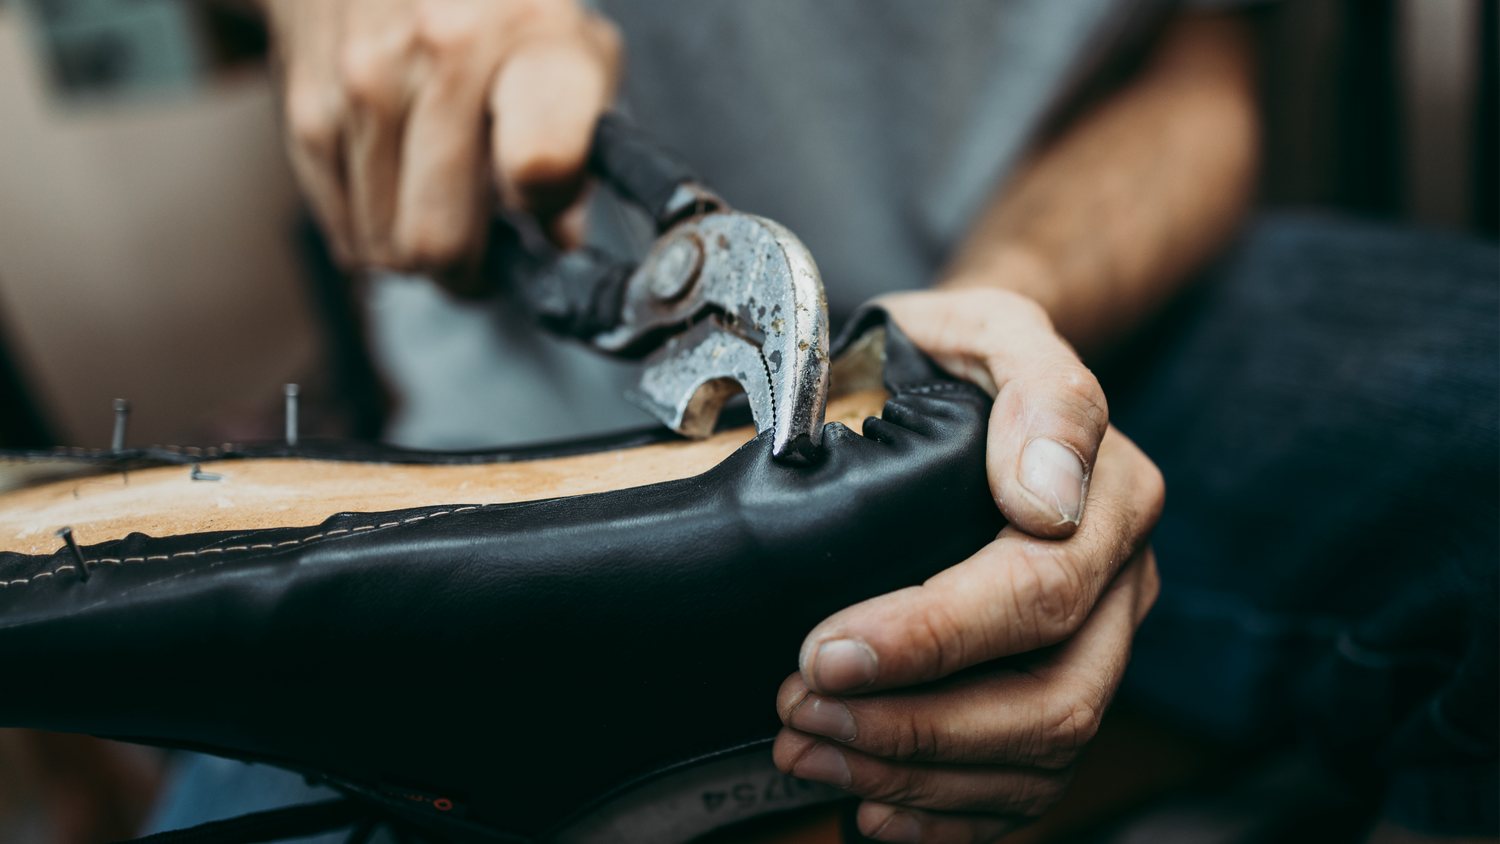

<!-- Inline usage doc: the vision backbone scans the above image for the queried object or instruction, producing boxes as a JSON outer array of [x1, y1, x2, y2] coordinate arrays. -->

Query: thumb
[[881, 288, 1108, 539]]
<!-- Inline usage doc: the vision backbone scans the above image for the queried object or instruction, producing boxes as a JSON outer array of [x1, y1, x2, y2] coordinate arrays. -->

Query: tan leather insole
[[0, 390, 888, 556]]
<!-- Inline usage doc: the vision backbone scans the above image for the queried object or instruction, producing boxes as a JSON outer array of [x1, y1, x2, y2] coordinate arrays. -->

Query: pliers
[[512, 114, 832, 465]]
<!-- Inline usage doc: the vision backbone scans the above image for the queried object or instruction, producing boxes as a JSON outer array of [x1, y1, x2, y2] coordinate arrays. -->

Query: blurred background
[[0, 0, 1493, 842]]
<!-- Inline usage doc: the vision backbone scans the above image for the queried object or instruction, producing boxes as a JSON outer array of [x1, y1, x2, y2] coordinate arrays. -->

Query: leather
[[0, 308, 1003, 843]]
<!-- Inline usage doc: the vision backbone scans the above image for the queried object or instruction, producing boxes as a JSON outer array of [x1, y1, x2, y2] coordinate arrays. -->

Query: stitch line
[[0, 504, 488, 590]]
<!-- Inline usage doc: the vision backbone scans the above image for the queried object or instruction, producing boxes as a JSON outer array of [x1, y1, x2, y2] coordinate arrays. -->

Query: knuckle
[[1010, 546, 1089, 644], [909, 601, 975, 681], [1038, 691, 1101, 766], [414, 5, 480, 60], [1040, 361, 1108, 433], [891, 708, 945, 763], [286, 92, 339, 151], [339, 43, 403, 108], [587, 14, 623, 65]]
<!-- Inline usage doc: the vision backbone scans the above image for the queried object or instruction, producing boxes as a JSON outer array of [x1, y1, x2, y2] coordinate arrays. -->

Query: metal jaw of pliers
[[518, 115, 831, 464]]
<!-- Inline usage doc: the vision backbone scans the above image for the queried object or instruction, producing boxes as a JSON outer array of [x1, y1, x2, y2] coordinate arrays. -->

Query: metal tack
[[111, 399, 130, 453], [284, 383, 300, 446], [55, 526, 88, 582]]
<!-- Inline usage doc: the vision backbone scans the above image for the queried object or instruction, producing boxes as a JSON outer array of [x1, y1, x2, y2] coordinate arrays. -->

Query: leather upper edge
[[0, 309, 946, 474]]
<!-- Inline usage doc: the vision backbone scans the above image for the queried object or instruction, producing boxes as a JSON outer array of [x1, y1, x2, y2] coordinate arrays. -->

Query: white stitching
[[0, 505, 485, 589]]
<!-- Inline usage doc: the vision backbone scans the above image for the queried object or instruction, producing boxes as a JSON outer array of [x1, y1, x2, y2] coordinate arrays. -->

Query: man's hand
[[773, 288, 1164, 843], [263, 0, 620, 280]]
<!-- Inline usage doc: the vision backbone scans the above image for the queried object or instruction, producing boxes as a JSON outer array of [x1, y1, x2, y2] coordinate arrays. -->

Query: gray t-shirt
[[371, 0, 1167, 449]]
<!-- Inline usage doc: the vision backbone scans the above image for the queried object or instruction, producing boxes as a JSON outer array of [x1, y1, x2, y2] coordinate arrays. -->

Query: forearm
[[942, 12, 1258, 355]]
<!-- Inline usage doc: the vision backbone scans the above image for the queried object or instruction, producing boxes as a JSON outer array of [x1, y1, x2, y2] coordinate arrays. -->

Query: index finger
[[798, 427, 1164, 695], [489, 13, 621, 218]]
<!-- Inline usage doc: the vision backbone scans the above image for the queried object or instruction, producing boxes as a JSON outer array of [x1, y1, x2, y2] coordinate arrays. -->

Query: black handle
[[588, 113, 723, 230], [507, 113, 722, 342]]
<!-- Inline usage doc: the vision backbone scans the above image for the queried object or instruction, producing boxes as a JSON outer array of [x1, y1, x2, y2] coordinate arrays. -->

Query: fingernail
[[812, 639, 878, 693], [792, 743, 851, 789], [873, 811, 922, 843], [790, 694, 858, 741], [1020, 437, 1085, 524]]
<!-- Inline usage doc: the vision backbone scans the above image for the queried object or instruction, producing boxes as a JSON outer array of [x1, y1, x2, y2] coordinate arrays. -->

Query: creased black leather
[[0, 309, 1001, 842]]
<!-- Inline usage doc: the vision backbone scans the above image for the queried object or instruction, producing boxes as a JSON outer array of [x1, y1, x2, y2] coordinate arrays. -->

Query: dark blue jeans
[[149, 214, 1499, 838], [1107, 213, 1499, 835]]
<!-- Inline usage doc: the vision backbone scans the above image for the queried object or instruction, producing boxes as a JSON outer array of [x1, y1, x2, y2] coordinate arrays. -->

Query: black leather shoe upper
[[0, 309, 1003, 843]]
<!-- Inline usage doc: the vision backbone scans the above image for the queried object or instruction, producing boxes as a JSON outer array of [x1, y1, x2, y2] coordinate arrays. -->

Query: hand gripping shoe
[[0, 308, 1004, 844]]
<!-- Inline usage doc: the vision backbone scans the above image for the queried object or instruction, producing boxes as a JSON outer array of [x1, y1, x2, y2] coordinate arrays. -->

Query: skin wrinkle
[[997, 539, 1090, 650], [883, 597, 958, 688], [1043, 685, 1102, 763], [930, 584, 993, 679], [906, 703, 942, 763]]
